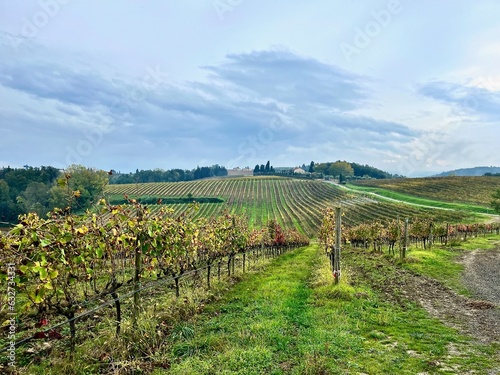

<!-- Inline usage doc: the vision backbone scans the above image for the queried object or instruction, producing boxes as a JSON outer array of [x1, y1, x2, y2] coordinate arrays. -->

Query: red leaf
[[34, 331, 47, 339], [48, 330, 63, 340], [35, 317, 48, 328]]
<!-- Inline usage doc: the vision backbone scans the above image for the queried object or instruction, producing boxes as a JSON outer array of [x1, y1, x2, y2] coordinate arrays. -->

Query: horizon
[[1, 1, 500, 177], [1, 161, 499, 179]]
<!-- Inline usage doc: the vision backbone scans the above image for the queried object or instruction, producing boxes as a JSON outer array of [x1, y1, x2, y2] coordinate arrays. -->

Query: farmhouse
[[293, 167, 307, 174]]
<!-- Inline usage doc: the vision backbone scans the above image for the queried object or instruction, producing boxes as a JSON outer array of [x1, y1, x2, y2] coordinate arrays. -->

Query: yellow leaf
[[76, 226, 89, 235]]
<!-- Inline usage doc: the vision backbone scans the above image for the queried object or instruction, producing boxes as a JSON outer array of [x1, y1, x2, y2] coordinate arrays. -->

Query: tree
[[0, 180, 10, 206], [50, 165, 109, 212], [265, 161, 270, 173], [253, 165, 260, 174], [329, 161, 354, 179], [0, 180, 15, 221], [492, 189, 500, 214], [0, 166, 62, 221], [339, 173, 345, 184], [313, 162, 329, 175], [17, 182, 52, 217], [308, 161, 315, 173], [260, 164, 265, 173]]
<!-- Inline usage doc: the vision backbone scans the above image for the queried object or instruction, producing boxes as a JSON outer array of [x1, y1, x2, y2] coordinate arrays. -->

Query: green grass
[[405, 247, 469, 295], [164, 244, 499, 374], [13, 239, 500, 374], [351, 176, 500, 206], [403, 234, 500, 295], [346, 183, 495, 215]]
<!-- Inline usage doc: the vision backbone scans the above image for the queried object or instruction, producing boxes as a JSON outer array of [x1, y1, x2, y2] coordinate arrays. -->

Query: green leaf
[[31, 232, 39, 242], [39, 268, 48, 281], [40, 239, 51, 248], [34, 293, 44, 304], [22, 302, 32, 311], [61, 233, 72, 244], [57, 177, 67, 187], [49, 270, 59, 279], [95, 247, 104, 258], [60, 248, 67, 264], [30, 289, 44, 304]]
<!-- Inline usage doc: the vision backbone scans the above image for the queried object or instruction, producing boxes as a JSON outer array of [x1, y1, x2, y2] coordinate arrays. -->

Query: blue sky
[[1, 0, 499, 176]]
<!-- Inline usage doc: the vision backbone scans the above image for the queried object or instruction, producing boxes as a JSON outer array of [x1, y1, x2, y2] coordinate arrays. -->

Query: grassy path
[[164, 245, 317, 374], [159, 245, 499, 374]]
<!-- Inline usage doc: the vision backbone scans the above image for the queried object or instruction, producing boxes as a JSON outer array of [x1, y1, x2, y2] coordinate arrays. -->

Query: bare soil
[[351, 245, 500, 345], [403, 265, 500, 345], [462, 248, 500, 306]]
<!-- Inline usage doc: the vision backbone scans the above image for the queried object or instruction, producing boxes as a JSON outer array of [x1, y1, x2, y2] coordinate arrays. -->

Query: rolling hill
[[350, 176, 500, 207], [433, 166, 500, 177], [105, 177, 471, 237]]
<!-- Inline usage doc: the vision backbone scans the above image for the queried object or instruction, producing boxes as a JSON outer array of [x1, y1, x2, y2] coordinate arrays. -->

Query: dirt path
[[352, 247, 500, 345], [405, 244, 500, 345], [402, 271, 500, 345], [462, 248, 500, 305]]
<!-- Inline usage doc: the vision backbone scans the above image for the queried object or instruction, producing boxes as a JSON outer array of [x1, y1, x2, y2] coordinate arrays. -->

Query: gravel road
[[462, 246, 500, 305]]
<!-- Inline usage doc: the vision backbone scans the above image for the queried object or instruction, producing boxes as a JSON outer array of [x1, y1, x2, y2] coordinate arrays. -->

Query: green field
[[18, 241, 500, 374], [105, 177, 473, 237], [351, 176, 500, 207], [4, 176, 500, 373]]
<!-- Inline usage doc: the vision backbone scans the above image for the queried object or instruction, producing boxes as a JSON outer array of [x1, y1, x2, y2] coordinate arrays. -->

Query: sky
[[0, 0, 499, 177]]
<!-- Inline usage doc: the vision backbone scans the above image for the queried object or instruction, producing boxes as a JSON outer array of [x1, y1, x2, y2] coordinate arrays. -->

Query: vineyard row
[[0, 200, 309, 353]]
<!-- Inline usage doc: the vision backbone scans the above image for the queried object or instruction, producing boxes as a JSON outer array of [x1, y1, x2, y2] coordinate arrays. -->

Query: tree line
[[253, 161, 275, 175], [109, 165, 227, 184], [251, 160, 396, 180], [0, 165, 108, 223], [0, 164, 229, 223], [312, 161, 395, 179]]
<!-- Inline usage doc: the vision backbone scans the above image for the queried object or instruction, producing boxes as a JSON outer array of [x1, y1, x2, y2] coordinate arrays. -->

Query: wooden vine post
[[445, 223, 450, 246], [132, 244, 142, 326], [429, 222, 434, 250], [402, 218, 409, 259], [132, 211, 143, 328], [206, 262, 211, 289], [334, 207, 341, 285]]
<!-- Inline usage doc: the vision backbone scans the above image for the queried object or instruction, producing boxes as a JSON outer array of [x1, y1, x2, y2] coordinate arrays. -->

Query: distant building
[[293, 168, 307, 174], [227, 167, 254, 177]]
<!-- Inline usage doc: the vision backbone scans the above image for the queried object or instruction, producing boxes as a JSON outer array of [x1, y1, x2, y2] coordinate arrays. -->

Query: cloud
[[0, 38, 419, 172], [418, 80, 500, 121], [203, 50, 369, 110], [0, 62, 118, 109]]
